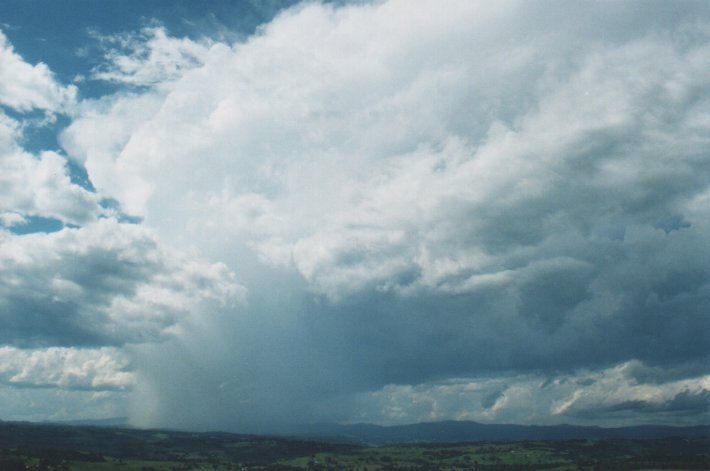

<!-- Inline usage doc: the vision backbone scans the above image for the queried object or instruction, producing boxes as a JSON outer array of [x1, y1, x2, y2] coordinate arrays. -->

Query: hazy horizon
[[0, 0, 708, 434]]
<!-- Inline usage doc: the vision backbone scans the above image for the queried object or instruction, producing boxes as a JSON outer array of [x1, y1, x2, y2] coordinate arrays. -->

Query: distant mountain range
[[286, 420, 710, 444], [3, 417, 708, 445], [42, 417, 129, 427]]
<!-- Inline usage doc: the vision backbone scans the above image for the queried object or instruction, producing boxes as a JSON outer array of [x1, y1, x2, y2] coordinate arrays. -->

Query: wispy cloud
[[89, 26, 211, 86]]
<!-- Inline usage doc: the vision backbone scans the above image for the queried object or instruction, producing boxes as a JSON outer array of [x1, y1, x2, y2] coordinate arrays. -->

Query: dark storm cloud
[[112, 0, 710, 430], [16, 0, 709, 429]]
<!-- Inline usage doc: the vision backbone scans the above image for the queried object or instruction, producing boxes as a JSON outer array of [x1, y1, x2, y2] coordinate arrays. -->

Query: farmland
[[0, 421, 707, 470]]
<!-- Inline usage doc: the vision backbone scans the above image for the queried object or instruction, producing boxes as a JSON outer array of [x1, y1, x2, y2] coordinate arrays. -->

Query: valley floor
[[0, 422, 707, 470]]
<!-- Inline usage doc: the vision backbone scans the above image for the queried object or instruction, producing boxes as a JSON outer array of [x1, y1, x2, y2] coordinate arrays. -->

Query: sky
[[0, 0, 709, 433]]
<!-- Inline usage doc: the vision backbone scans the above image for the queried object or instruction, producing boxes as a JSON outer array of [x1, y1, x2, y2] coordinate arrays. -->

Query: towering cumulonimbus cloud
[[2, 0, 710, 430]]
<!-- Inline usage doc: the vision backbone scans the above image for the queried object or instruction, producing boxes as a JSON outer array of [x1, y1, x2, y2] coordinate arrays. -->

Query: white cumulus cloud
[[0, 30, 76, 112], [0, 346, 134, 390], [355, 361, 710, 427], [0, 30, 101, 227], [0, 218, 244, 348]]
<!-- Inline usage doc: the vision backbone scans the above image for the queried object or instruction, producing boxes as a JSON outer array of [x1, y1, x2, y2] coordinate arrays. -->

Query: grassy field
[[0, 421, 707, 470], [277, 439, 710, 470]]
